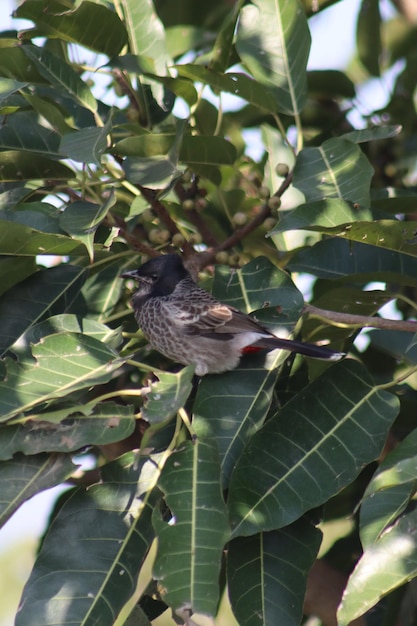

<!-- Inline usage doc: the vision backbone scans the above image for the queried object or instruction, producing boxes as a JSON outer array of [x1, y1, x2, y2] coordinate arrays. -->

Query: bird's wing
[[171, 299, 268, 337]]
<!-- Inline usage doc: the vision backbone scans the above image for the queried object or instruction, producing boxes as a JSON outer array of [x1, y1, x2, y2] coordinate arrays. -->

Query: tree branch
[[304, 304, 417, 333]]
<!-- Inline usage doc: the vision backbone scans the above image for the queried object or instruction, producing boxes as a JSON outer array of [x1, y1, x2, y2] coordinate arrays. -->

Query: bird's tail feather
[[253, 336, 345, 361]]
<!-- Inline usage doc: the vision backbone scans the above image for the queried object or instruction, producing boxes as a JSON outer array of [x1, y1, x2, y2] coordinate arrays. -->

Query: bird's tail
[[252, 336, 345, 361]]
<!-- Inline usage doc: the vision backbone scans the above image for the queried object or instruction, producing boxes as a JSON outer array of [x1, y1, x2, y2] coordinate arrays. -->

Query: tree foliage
[[1, 0, 417, 624]]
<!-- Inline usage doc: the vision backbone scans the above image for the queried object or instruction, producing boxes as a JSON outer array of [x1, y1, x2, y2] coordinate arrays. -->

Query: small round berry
[[189, 232, 202, 245], [232, 211, 248, 226], [263, 217, 277, 231], [148, 228, 170, 244], [172, 233, 186, 247], [275, 163, 290, 177], [259, 185, 270, 199], [267, 196, 281, 211], [182, 199, 195, 211], [215, 251, 229, 264]]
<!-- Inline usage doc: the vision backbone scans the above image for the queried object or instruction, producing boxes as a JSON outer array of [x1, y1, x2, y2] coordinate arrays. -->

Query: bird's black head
[[122, 254, 191, 298]]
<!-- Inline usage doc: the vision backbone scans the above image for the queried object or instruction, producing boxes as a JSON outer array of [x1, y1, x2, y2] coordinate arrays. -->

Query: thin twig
[[304, 304, 417, 333]]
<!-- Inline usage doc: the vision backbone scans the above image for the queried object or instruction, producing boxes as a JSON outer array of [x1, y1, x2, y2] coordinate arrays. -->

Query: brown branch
[[194, 171, 294, 270], [109, 214, 158, 257], [304, 304, 417, 333], [137, 184, 195, 255]]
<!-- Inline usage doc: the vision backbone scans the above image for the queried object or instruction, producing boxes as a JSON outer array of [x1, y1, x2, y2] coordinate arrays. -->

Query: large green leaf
[[153, 438, 230, 616], [236, 0, 310, 114], [0, 256, 37, 297], [193, 257, 304, 487], [272, 199, 373, 234], [319, 219, 417, 257], [0, 402, 135, 460], [59, 124, 110, 166], [59, 193, 116, 261], [0, 216, 86, 257], [0, 111, 61, 157], [120, 0, 172, 75], [228, 360, 399, 537], [0, 452, 75, 527], [21, 45, 97, 113], [0, 264, 86, 357], [115, 134, 237, 166], [338, 508, 417, 626], [176, 64, 285, 115], [356, 0, 381, 77], [359, 429, 417, 548], [293, 138, 374, 208], [0, 150, 74, 182], [15, 0, 128, 57], [16, 453, 158, 626], [287, 238, 417, 285], [0, 333, 124, 422], [10, 313, 121, 359], [228, 519, 321, 626], [0, 44, 47, 83], [141, 366, 194, 423]]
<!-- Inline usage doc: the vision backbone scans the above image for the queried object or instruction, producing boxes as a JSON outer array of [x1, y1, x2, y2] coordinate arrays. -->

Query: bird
[[122, 254, 345, 376]]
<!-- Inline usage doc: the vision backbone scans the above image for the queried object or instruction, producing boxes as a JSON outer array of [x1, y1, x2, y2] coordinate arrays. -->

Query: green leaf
[[307, 70, 355, 99], [81, 264, 126, 322], [21, 45, 97, 113], [10, 313, 122, 359], [0, 44, 47, 83], [59, 192, 116, 260], [153, 438, 230, 616], [360, 429, 417, 547], [60, 122, 111, 166], [0, 333, 124, 422], [317, 219, 417, 257], [0, 77, 29, 100], [15, 0, 128, 57], [176, 64, 284, 115], [120, 0, 172, 75], [0, 453, 75, 527], [236, 0, 310, 114], [142, 366, 194, 423], [115, 134, 236, 166], [342, 125, 401, 143], [0, 264, 86, 357], [293, 137, 374, 208], [0, 215, 86, 256], [0, 111, 61, 157], [338, 508, 417, 626], [356, 0, 381, 77], [16, 453, 158, 626], [0, 402, 135, 460], [228, 519, 321, 626], [0, 150, 74, 181], [271, 199, 373, 235], [210, 1, 242, 73], [193, 257, 304, 487], [288, 238, 417, 285], [228, 360, 399, 537], [193, 355, 280, 489], [0, 256, 37, 297]]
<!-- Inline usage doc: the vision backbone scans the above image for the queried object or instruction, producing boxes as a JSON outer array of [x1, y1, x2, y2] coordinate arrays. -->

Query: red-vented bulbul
[[122, 254, 345, 376]]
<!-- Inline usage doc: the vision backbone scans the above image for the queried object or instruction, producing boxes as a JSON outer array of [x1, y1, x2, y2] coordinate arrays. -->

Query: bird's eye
[[150, 273, 158, 281]]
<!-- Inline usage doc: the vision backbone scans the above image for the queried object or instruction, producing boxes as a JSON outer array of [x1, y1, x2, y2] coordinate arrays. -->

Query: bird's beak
[[121, 269, 139, 280]]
